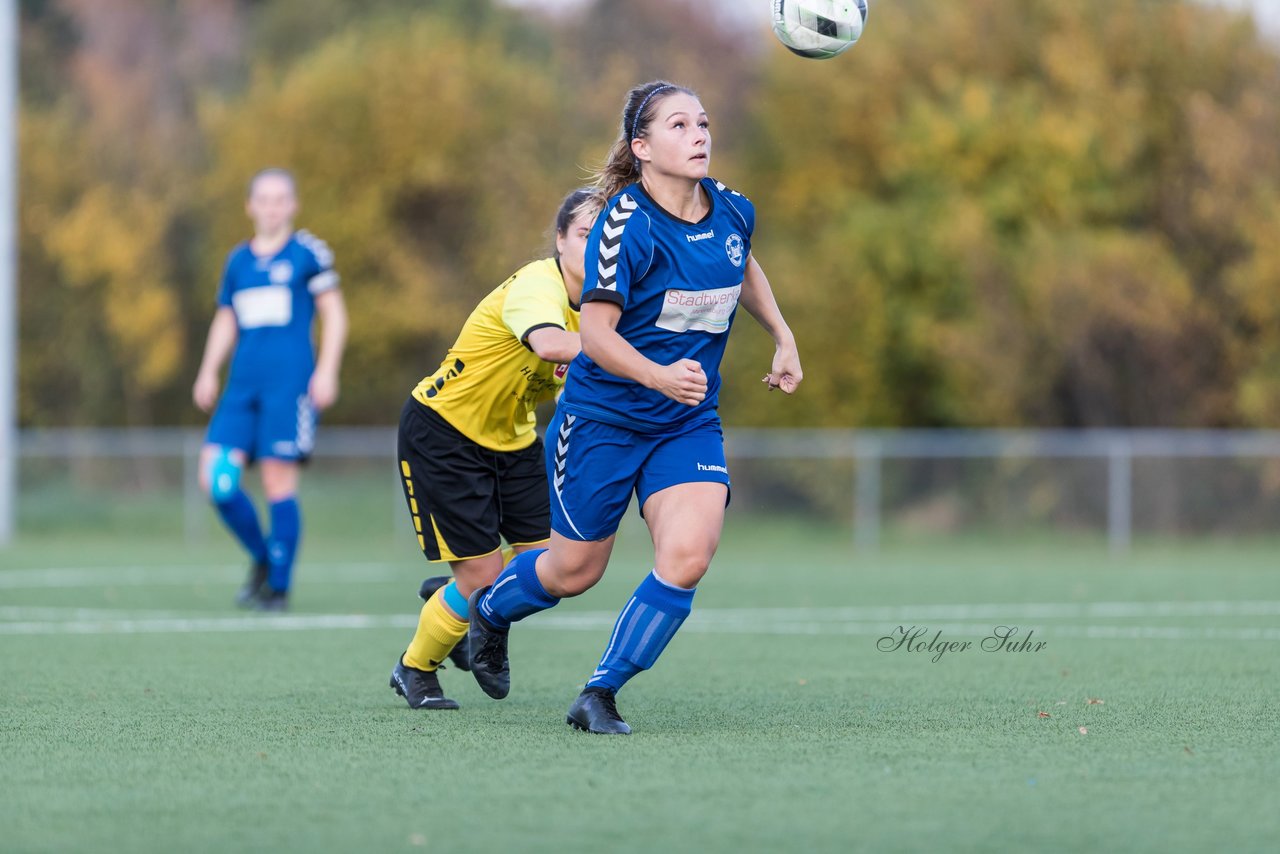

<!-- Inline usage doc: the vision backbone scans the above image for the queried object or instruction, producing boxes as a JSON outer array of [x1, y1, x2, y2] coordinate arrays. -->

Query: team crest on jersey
[[269, 260, 294, 284], [725, 233, 745, 267]]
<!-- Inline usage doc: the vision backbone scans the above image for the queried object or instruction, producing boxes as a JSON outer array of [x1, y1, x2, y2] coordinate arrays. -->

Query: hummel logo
[[686, 230, 715, 243], [697, 463, 729, 474]]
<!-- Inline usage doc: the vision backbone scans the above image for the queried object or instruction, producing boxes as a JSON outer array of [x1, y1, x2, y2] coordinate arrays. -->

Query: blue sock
[[442, 580, 470, 619], [213, 490, 268, 565], [587, 570, 695, 693], [266, 497, 301, 594], [477, 548, 559, 630]]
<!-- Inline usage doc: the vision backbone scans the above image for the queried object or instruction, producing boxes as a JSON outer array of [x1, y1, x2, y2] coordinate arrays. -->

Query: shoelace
[[415, 670, 442, 695], [475, 630, 507, 670]]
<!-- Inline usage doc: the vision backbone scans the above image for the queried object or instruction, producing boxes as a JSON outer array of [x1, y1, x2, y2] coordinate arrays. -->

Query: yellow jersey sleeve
[[411, 258, 579, 453], [501, 265, 570, 348]]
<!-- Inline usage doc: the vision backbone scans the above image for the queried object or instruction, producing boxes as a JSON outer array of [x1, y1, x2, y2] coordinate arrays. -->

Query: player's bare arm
[[580, 300, 707, 406], [525, 327, 581, 364], [310, 288, 348, 410], [740, 255, 802, 395], [193, 307, 239, 412]]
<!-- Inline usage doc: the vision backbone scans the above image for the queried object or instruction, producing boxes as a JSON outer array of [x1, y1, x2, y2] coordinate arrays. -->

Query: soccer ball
[[771, 1, 868, 60]]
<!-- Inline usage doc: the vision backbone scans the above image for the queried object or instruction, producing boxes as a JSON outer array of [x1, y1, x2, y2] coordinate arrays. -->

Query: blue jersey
[[217, 231, 339, 391], [560, 178, 755, 433]]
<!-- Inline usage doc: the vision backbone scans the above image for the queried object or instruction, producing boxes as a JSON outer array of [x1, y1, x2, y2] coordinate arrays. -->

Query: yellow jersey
[[412, 258, 580, 452]]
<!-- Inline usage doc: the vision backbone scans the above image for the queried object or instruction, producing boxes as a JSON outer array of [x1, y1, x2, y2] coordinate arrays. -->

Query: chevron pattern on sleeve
[[296, 229, 335, 269], [596, 195, 637, 292], [713, 180, 744, 198]]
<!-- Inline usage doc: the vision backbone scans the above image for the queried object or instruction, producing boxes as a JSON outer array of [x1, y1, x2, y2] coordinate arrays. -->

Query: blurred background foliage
[[16, 0, 1280, 429]]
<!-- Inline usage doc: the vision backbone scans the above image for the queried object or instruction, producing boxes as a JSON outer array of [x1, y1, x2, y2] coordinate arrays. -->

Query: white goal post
[[1, 0, 18, 545]]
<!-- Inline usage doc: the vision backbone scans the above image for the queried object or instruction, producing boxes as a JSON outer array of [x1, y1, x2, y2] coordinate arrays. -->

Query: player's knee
[[557, 572, 600, 598], [260, 462, 299, 502], [453, 554, 504, 594], [207, 449, 243, 503], [655, 544, 715, 588], [543, 556, 607, 598]]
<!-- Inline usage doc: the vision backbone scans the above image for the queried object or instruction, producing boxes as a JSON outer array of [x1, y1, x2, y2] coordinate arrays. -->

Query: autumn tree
[[17, 0, 1280, 431], [735, 0, 1280, 428]]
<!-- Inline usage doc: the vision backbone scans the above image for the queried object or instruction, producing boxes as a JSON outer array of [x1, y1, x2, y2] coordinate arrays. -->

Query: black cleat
[[417, 575, 450, 602], [234, 560, 270, 608], [390, 656, 460, 710], [251, 588, 289, 612], [418, 575, 470, 672], [566, 687, 631, 735], [466, 586, 510, 699]]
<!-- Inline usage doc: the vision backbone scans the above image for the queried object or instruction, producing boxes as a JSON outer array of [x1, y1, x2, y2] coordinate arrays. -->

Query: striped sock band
[[587, 570, 695, 693]]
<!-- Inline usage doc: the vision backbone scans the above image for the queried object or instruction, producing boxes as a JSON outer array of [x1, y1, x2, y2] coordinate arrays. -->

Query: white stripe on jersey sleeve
[[711, 180, 752, 235], [295, 229, 335, 270], [307, 270, 340, 295]]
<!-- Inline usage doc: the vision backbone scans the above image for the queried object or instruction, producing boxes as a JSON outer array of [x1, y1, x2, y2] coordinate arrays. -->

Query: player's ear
[[630, 136, 651, 165]]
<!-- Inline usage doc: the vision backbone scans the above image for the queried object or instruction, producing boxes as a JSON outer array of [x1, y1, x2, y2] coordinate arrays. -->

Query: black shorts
[[397, 397, 551, 563]]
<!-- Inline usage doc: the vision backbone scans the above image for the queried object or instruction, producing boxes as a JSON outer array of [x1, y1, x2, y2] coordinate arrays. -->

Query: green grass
[[2, 518, 1279, 853]]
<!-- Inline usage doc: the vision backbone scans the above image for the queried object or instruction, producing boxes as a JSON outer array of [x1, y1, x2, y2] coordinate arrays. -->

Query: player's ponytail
[[592, 80, 696, 200]]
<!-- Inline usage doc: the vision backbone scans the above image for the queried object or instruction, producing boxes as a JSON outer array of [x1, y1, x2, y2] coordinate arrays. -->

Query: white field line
[[5, 601, 1280, 625], [4, 565, 1279, 621], [0, 613, 419, 636], [696, 601, 1280, 619], [0, 563, 406, 589], [0, 607, 1278, 640], [3, 565, 1279, 623], [0, 606, 192, 620]]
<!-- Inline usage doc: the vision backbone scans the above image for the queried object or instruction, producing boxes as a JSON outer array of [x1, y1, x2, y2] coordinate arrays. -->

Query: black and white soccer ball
[[771, 1, 868, 60]]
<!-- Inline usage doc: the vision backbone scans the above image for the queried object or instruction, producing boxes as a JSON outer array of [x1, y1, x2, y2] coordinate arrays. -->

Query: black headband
[[630, 85, 675, 141]]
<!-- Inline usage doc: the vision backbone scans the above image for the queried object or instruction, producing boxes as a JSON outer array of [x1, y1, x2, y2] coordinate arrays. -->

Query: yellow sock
[[403, 591, 469, 672], [501, 546, 516, 565]]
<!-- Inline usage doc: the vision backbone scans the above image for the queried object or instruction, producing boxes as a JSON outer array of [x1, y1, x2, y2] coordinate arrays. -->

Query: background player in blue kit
[[466, 81, 803, 733], [192, 168, 349, 610]]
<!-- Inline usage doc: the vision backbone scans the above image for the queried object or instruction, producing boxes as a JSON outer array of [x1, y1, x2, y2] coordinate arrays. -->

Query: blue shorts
[[547, 408, 730, 541], [206, 384, 317, 462]]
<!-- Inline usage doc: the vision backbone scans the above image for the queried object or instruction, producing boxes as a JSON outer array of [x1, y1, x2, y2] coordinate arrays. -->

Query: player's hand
[[192, 371, 219, 412], [762, 342, 803, 395], [309, 369, 340, 411], [652, 359, 707, 406]]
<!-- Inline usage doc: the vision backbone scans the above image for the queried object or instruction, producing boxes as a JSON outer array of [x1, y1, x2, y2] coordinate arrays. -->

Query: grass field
[[3, 516, 1280, 853]]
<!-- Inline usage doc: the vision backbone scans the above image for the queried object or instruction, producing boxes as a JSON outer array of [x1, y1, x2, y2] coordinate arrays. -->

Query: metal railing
[[19, 427, 1280, 552]]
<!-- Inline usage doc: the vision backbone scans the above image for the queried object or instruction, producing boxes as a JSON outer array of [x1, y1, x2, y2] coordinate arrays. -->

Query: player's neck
[[250, 228, 293, 257], [562, 272, 584, 308], [640, 174, 707, 224]]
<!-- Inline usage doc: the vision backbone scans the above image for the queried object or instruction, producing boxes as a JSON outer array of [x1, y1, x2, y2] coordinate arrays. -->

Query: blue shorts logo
[[725, 233, 744, 267]]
